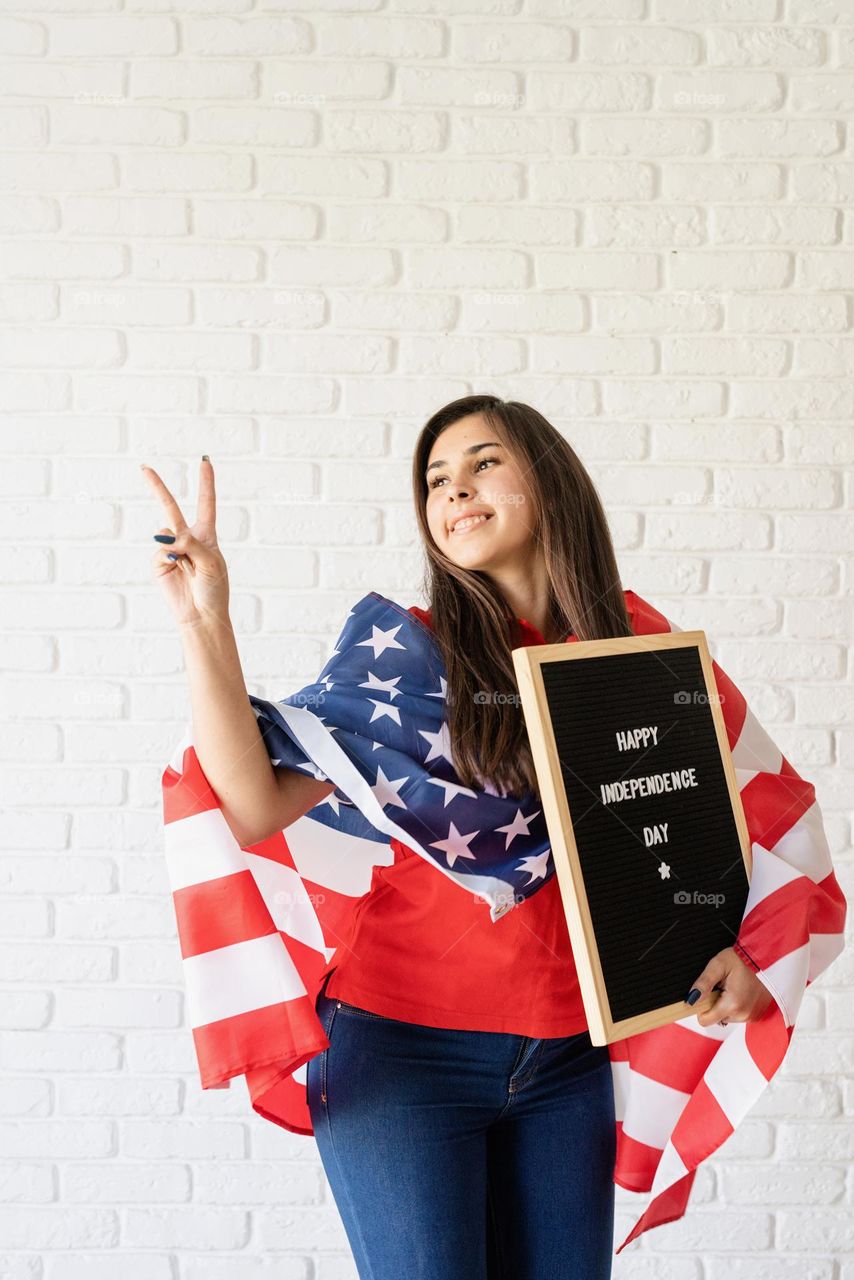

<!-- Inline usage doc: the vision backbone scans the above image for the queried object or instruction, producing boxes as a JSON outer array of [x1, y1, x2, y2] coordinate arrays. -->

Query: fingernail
[[685, 989, 702, 1005], [153, 534, 175, 544], [202, 454, 210, 461], [166, 553, 180, 561]]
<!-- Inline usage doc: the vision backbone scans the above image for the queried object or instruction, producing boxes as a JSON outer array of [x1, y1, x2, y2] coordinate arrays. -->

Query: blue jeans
[[306, 974, 616, 1279]]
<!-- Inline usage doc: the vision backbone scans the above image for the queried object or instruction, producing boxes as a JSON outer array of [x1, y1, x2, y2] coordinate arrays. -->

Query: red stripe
[[621, 1021, 720, 1093], [193, 995, 328, 1090], [737, 868, 847, 971], [615, 1169, 696, 1254], [741, 769, 815, 851], [710, 658, 747, 752], [174, 870, 277, 960], [162, 748, 220, 824], [623, 590, 671, 636], [745, 1001, 793, 1079], [250, 1063, 313, 1135], [613, 1123, 661, 1193], [671, 1076, 734, 1169]]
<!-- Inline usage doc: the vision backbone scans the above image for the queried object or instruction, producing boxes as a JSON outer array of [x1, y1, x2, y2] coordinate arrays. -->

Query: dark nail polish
[[685, 989, 702, 1005], [166, 553, 180, 561], [153, 534, 175, 544], [202, 454, 210, 461]]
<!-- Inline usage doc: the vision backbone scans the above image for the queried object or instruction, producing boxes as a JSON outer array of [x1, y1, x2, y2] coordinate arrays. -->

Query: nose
[[444, 484, 473, 528]]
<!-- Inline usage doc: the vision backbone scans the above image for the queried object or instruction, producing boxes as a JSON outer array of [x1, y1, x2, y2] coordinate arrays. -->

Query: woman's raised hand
[[142, 456, 231, 627]]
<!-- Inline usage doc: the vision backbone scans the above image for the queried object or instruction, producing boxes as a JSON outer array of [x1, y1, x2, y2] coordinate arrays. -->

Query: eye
[[428, 455, 499, 490]]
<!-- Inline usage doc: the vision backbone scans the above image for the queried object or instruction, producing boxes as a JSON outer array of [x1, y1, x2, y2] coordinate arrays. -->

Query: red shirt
[[321, 606, 589, 1037]]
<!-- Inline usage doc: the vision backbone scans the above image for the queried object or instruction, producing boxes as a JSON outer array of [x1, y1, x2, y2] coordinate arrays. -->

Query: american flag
[[160, 588, 847, 1255]]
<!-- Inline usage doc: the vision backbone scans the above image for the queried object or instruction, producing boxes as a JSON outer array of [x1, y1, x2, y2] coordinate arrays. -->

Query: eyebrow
[[425, 441, 503, 476]]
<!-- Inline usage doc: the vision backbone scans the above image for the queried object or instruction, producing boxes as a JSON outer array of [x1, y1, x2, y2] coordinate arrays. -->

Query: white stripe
[[768, 799, 833, 885], [744, 839, 804, 912], [269, 700, 518, 923], [283, 811, 394, 896], [184, 932, 305, 1028], [609, 1058, 629, 1124], [244, 852, 334, 960], [617, 1065, 691, 1151], [702, 1023, 769, 1126], [757, 942, 811, 1028], [166, 726, 192, 774], [648, 1141, 690, 1198], [735, 766, 761, 791], [164, 807, 246, 892], [731, 704, 784, 776]]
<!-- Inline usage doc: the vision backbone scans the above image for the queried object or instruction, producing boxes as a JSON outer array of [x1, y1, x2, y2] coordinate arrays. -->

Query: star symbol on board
[[417, 722, 454, 765], [371, 764, 409, 810], [360, 671, 404, 700], [658, 861, 671, 879], [429, 821, 480, 869], [515, 848, 551, 885], [426, 675, 448, 700], [356, 623, 406, 660], [425, 776, 478, 808], [495, 807, 541, 849]]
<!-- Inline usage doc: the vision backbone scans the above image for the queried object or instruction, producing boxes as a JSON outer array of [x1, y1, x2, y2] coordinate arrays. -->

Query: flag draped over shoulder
[[160, 588, 847, 1256]]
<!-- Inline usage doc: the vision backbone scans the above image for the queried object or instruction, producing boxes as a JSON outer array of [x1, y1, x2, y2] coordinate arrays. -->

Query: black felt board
[[540, 644, 750, 1025]]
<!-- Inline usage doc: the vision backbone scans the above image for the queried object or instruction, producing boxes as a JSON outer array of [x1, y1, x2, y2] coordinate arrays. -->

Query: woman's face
[[424, 414, 539, 572]]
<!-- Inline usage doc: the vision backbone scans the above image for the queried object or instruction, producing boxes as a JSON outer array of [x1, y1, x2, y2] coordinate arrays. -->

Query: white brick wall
[[0, 3, 852, 1277]]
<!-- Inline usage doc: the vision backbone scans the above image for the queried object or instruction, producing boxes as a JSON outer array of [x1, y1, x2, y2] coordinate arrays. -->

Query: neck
[[487, 555, 561, 642]]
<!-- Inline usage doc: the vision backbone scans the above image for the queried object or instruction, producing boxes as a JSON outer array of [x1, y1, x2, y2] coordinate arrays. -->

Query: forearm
[[179, 613, 278, 846]]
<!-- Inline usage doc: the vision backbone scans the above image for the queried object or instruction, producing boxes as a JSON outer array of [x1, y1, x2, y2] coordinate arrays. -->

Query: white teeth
[[451, 514, 491, 533]]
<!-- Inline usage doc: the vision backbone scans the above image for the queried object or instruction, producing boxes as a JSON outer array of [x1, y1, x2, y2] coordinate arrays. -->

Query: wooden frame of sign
[[512, 630, 753, 1047]]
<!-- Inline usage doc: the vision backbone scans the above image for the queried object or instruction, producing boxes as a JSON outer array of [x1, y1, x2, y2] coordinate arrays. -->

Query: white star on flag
[[418, 722, 454, 764], [496, 807, 542, 849], [515, 848, 551, 884], [356, 623, 406, 660], [371, 765, 409, 810], [367, 698, 402, 727], [360, 671, 404, 700], [429, 821, 480, 869], [425, 776, 479, 808]]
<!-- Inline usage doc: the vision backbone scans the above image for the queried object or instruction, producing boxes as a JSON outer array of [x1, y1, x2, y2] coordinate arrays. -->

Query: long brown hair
[[412, 394, 632, 799]]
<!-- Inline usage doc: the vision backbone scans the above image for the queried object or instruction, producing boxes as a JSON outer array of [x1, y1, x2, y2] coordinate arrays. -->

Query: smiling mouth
[[450, 514, 494, 535]]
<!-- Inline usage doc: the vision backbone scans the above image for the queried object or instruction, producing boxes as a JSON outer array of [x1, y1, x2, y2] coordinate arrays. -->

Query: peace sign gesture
[[141, 456, 230, 627]]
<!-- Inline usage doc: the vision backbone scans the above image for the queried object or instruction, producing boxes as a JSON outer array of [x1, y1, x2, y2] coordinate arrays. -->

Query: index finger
[[140, 465, 189, 532], [196, 455, 216, 531]]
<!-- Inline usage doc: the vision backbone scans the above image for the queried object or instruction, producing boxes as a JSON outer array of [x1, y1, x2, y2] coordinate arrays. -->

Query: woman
[[145, 396, 784, 1278]]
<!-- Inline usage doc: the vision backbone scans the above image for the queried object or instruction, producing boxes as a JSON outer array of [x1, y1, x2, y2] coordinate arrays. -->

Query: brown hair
[[412, 394, 632, 799]]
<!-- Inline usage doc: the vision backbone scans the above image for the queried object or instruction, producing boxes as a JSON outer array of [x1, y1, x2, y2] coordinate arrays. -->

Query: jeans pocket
[[313, 980, 340, 1109], [333, 998, 398, 1024]]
